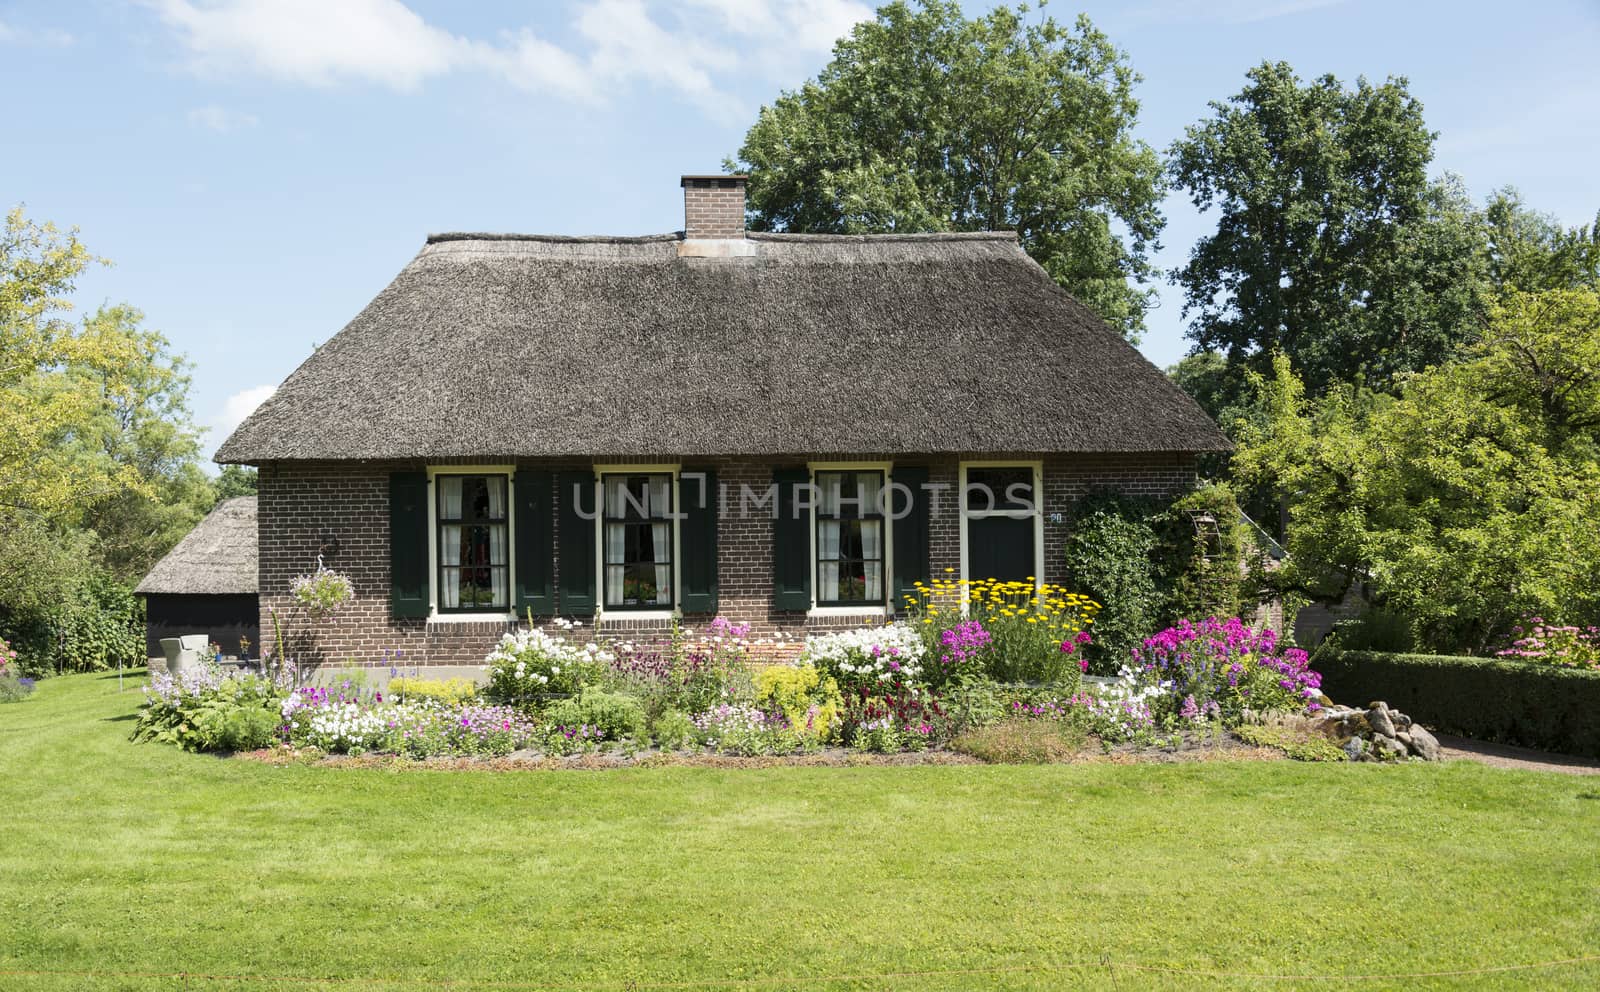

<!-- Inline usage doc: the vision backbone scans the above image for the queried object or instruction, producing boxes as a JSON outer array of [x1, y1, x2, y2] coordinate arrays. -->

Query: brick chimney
[[681, 174, 747, 240]]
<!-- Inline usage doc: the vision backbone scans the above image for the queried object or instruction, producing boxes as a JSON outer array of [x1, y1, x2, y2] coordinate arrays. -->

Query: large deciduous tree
[[1169, 62, 1486, 393], [1234, 289, 1600, 654], [730, 0, 1165, 341], [1, 208, 212, 670], [1483, 187, 1600, 296]]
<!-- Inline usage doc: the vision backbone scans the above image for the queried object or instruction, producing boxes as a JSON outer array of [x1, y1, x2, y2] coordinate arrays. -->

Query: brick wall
[[257, 451, 1197, 668], [681, 176, 745, 239]]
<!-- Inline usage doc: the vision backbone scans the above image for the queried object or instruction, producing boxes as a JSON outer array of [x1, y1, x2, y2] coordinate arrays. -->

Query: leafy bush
[[1331, 607, 1415, 653], [542, 688, 646, 744], [484, 621, 606, 709], [938, 677, 1006, 733], [649, 709, 696, 750], [387, 676, 479, 706], [1062, 485, 1255, 672], [950, 717, 1087, 763], [1495, 619, 1600, 670], [754, 664, 842, 740], [1317, 649, 1600, 758], [7, 574, 144, 675], [133, 665, 290, 752]]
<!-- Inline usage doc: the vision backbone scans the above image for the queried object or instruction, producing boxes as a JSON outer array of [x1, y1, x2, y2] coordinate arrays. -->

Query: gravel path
[[1437, 734, 1600, 775]]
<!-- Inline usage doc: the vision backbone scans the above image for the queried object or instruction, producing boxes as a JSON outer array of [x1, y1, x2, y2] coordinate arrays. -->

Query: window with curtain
[[436, 474, 509, 612], [815, 470, 884, 606], [603, 473, 674, 609]]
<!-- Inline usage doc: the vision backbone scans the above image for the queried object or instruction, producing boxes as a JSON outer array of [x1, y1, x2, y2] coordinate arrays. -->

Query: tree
[[1, 208, 210, 670], [1483, 187, 1600, 296], [213, 465, 258, 504], [730, 0, 1165, 341], [1234, 290, 1600, 653], [1169, 63, 1486, 394]]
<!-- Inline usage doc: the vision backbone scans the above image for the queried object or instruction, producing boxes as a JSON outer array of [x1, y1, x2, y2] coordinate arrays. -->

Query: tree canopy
[[1, 208, 214, 671], [1234, 289, 1600, 654], [1169, 62, 1486, 393], [730, 0, 1165, 341]]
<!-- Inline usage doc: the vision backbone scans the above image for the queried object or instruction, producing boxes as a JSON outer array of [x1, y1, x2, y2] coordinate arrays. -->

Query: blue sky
[[4, 0, 1598, 463]]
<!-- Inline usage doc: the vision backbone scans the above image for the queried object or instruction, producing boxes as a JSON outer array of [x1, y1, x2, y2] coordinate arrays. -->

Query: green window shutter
[[388, 471, 429, 619], [557, 469, 597, 617], [679, 467, 719, 614], [772, 467, 811, 611], [513, 470, 555, 615], [891, 465, 930, 614]]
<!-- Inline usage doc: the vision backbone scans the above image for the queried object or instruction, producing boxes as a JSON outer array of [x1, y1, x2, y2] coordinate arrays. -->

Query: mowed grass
[[1, 673, 1598, 991]]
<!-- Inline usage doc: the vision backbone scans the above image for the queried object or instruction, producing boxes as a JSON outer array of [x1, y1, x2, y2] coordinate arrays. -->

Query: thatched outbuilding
[[135, 496, 259, 659], [216, 174, 1229, 668]]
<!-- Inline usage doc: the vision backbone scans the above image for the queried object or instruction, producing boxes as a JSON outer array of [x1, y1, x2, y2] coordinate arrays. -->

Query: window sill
[[597, 610, 677, 623], [808, 605, 888, 618], [428, 612, 516, 624]]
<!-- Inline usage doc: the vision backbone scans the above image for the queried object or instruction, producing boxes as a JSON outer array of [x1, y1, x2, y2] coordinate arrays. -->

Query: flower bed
[[133, 604, 1331, 764]]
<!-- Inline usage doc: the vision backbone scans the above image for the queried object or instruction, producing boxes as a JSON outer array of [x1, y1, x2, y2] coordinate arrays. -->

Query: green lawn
[[2, 672, 1598, 991]]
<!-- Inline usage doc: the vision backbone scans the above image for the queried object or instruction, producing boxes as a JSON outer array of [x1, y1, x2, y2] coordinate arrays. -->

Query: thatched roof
[[217, 232, 1227, 462], [135, 497, 258, 596]]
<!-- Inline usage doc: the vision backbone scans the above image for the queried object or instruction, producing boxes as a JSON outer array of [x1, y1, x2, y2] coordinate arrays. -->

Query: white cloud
[[147, 0, 872, 118], [153, 0, 464, 90], [684, 0, 870, 53], [213, 384, 276, 441], [187, 104, 258, 132]]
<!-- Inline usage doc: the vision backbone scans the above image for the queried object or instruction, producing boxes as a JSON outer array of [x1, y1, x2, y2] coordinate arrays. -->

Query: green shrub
[[754, 664, 842, 740], [940, 677, 1006, 733], [649, 709, 695, 750], [201, 705, 280, 753], [1063, 483, 1254, 672], [1331, 608, 1415, 653], [133, 669, 289, 753], [950, 717, 1087, 763], [542, 688, 646, 743], [1318, 649, 1600, 758], [387, 676, 479, 706]]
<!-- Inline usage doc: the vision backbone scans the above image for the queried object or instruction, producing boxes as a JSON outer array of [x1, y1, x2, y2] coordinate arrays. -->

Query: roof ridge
[[424, 230, 1021, 246]]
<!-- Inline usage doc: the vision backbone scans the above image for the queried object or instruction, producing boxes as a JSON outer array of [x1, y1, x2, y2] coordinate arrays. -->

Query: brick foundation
[[257, 452, 1197, 668]]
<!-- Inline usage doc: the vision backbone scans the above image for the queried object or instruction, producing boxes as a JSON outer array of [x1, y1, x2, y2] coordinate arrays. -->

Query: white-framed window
[[594, 463, 681, 618], [808, 461, 892, 615], [427, 465, 516, 619], [958, 461, 1044, 591]]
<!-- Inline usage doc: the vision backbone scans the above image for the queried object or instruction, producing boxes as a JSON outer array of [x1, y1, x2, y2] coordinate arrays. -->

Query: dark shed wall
[[143, 594, 261, 659]]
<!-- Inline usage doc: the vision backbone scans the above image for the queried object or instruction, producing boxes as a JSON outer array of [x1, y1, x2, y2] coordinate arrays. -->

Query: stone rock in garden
[[1343, 737, 1367, 761], [1396, 731, 1414, 751], [1392, 711, 1412, 732], [1367, 704, 1396, 738], [1373, 735, 1409, 761], [1406, 725, 1441, 761]]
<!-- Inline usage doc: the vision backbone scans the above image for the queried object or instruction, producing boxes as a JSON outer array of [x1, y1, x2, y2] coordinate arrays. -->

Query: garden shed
[[135, 496, 260, 661]]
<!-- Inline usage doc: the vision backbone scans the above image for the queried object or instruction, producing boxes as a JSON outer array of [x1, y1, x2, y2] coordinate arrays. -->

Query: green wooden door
[[967, 516, 1035, 584]]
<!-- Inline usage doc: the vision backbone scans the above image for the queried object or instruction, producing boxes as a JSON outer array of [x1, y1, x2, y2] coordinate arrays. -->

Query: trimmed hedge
[[1317, 650, 1600, 758]]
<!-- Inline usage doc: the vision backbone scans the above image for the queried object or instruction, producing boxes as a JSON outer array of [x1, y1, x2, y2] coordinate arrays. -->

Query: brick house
[[216, 175, 1228, 668]]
